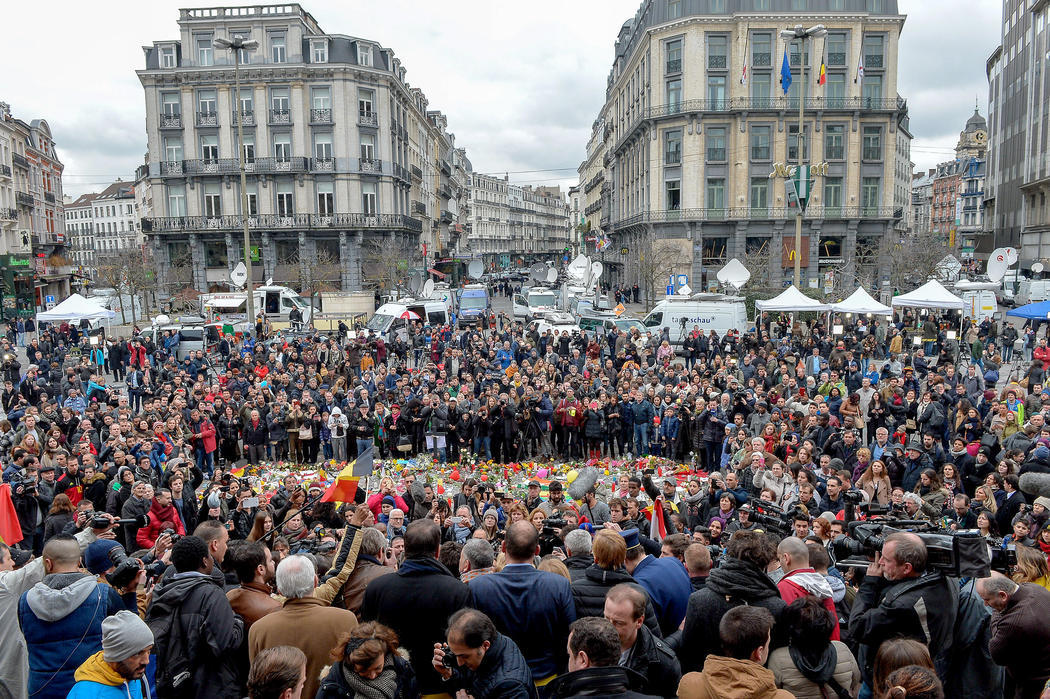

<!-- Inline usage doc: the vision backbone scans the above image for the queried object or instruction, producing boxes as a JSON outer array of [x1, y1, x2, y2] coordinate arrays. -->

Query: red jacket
[[777, 568, 841, 640], [367, 492, 409, 518], [136, 499, 186, 548], [1035, 345, 1050, 370], [191, 418, 217, 453], [127, 343, 147, 368]]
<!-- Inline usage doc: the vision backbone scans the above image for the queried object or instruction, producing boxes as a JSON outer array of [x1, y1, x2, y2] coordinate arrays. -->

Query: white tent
[[830, 288, 893, 315], [756, 285, 831, 312], [36, 294, 116, 322], [890, 280, 965, 310]]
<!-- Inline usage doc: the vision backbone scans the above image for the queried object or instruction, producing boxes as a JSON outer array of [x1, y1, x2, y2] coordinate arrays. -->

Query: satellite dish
[[1003, 247, 1019, 265], [407, 270, 424, 295], [154, 314, 171, 326], [230, 262, 247, 288], [421, 279, 435, 298], [567, 254, 590, 283], [265, 277, 274, 287], [529, 263, 547, 285], [677, 284, 692, 296], [546, 267, 559, 283], [716, 258, 751, 291], [986, 258, 1008, 283], [1034, 262, 1045, 275], [467, 260, 484, 279]]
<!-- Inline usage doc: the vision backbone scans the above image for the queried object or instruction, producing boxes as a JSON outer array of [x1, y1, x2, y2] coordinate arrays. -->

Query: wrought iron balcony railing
[[358, 111, 378, 127], [196, 111, 218, 127], [310, 108, 332, 124], [145, 212, 422, 234], [160, 114, 183, 129]]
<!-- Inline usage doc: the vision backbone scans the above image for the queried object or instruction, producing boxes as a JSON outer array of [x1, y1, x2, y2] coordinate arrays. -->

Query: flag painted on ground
[[321, 460, 361, 503], [0, 483, 24, 545]]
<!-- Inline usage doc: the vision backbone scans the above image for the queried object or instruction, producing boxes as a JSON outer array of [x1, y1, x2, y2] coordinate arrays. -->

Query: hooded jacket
[[678, 558, 787, 673], [145, 572, 243, 699], [67, 651, 147, 699], [677, 656, 794, 699], [777, 568, 841, 640], [766, 641, 861, 699], [18, 572, 129, 699]]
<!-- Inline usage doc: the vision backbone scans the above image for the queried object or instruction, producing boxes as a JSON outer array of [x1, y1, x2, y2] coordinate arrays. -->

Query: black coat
[[563, 553, 593, 582], [622, 624, 681, 699], [360, 556, 471, 695], [445, 632, 537, 699], [570, 565, 662, 638], [677, 557, 787, 673], [548, 667, 660, 699]]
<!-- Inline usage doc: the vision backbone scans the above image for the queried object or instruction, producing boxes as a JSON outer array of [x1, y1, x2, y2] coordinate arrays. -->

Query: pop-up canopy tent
[[830, 288, 893, 315], [890, 280, 965, 311], [1006, 299, 1050, 321], [756, 285, 830, 312], [35, 294, 116, 322]]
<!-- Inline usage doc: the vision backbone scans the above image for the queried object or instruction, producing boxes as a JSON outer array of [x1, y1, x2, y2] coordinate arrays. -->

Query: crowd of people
[[1, 301, 1050, 699]]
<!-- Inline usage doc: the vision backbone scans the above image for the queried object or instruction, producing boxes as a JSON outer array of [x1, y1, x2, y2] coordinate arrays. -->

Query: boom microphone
[[567, 466, 600, 501]]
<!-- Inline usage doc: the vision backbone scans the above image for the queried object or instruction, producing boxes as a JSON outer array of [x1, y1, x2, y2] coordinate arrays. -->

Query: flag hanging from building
[[740, 25, 749, 85], [780, 50, 792, 95], [817, 60, 826, 85], [856, 59, 864, 83], [595, 231, 611, 252], [740, 63, 748, 86]]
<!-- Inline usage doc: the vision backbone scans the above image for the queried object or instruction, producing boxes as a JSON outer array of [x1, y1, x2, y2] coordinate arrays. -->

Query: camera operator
[[847, 532, 958, 695]]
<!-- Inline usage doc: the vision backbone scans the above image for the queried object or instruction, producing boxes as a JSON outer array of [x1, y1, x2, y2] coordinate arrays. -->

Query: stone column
[[347, 231, 363, 290], [262, 232, 276, 282], [224, 232, 237, 275], [188, 233, 206, 292], [298, 230, 308, 289], [339, 230, 351, 291]]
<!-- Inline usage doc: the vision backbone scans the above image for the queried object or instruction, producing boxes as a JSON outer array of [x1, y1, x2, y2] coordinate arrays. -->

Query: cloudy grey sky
[[1, 0, 1001, 198]]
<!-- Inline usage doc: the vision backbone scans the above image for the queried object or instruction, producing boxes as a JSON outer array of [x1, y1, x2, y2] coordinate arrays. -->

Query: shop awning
[[427, 268, 447, 279]]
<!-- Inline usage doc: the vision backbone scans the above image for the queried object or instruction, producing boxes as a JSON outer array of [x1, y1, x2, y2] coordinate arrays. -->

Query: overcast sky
[[1, 0, 1001, 198]]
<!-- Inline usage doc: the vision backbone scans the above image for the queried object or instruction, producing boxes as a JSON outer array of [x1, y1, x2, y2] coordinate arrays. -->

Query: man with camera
[[432, 608, 536, 699], [848, 532, 958, 695]]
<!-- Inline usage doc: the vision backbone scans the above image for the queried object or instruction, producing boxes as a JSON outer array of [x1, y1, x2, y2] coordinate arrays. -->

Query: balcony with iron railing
[[440, 210, 454, 223], [269, 109, 291, 125], [43, 192, 55, 204], [611, 205, 899, 229], [410, 164, 422, 180], [864, 54, 884, 68], [11, 153, 28, 169], [827, 52, 846, 66], [358, 111, 378, 127], [0, 164, 11, 178], [196, 111, 218, 127], [145, 212, 423, 234], [666, 58, 682, 73], [310, 108, 332, 124], [16, 192, 33, 207], [311, 157, 335, 172], [232, 110, 255, 127], [160, 114, 183, 129], [752, 52, 771, 67], [708, 54, 727, 69], [0, 208, 16, 221], [359, 158, 382, 174], [412, 201, 426, 215]]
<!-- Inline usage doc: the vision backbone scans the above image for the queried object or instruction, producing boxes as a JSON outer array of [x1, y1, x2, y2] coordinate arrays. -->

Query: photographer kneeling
[[847, 532, 957, 699]]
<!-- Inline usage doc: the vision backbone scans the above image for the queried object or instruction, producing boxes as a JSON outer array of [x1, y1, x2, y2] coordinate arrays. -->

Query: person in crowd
[[849, 533, 958, 695], [622, 528, 691, 636], [766, 595, 861, 698], [245, 645, 307, 699], [677, 606, 793, 699], [977, 571, 1050, 698], [431, 608, 536, 699], [603, 582, 681, 698], [570, 529, 662, 637], [547, 616, 660, 699], [316, 622, 418, 699], [67, 611, 154, 699], [775, 537, 841, 640]]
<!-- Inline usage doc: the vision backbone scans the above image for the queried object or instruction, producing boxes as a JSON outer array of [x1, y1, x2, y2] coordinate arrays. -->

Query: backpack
[[984, 369, 999, 384], [147, 602, 194, 695]]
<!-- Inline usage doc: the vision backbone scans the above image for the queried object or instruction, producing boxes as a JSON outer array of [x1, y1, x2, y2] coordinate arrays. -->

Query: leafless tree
[[362, 237, 413, 293], [636, 233, 686, 309], [881, 232, 951, 290]]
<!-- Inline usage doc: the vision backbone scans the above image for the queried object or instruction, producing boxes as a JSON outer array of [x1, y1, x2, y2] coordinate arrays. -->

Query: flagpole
[[794, 35, 805, 288]]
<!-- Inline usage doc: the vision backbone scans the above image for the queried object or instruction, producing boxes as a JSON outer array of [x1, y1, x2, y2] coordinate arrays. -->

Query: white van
[[1016, 279, 1050, 306], [365, 299, 450, 341], [512, 287, 559, 321], [642, 293, 749, 345]]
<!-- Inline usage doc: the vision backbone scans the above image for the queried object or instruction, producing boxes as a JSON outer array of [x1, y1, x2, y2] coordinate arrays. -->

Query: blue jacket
[[469, 563, 576, 680], [18, 574, 129, 699], [630, 555, 692, 637], [629, 400, 656, 426]]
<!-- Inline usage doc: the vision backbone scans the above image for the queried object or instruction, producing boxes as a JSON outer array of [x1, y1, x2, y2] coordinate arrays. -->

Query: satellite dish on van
[[677, 284, 692, 296], [265, 277, 274, 287], [153, 314, 171, 326], [529, 263, 547, 285], [546, 267, 559, 283], [590, 262, 604, 287], [230, 262, 247, 289], [421, 279, 435, 299], [716, 258, 751, 291], [467, 260, 484, 279], [1034, 262, 1045, 275], [987, 247, 1016, 283], [407, 270, 424, 295]]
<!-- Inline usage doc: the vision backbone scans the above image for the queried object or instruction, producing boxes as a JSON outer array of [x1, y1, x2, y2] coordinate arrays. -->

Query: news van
[[641, 293, 749, 345], [457, 284, 490, 326]]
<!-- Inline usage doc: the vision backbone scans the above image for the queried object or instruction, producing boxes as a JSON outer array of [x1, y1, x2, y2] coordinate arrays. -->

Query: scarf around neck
[[340, 657, 398, 699]]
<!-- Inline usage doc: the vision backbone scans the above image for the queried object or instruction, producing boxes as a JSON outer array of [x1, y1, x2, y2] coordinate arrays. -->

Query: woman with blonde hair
[[505, 502, 529, 524], [914, 469, 951, 518], [1012, 543, 1050, 591], [538, 555, 572, 580], [973, 484, 999, 515]]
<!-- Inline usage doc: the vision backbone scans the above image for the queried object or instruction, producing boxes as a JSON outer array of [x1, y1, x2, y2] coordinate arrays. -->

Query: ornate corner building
[[136, 4, 468, 295]]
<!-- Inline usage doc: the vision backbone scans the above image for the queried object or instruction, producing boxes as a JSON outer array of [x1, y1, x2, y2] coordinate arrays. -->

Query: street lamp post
[[780, 24, 826, 288], [214, 36, 259, 333]]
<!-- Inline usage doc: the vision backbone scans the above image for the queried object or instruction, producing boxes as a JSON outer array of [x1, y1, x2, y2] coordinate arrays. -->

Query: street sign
[[676, 274, 689, 286], [249, 246, 261, 262], [666, 285, 674, 296], [620, 247, 629, 256], [614, 303, 625, 316], [44, 295, 54, 304]]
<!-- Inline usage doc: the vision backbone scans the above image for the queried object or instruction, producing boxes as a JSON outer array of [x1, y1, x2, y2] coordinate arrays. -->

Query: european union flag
[[780, 49, 792, 95]]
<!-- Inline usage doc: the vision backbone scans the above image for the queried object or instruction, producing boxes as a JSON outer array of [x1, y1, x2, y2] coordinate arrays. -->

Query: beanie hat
[[102, 610, 154, 662], [84, 540, 123, 576], [1035, 496, 1050, 511], [382, 495, 396, 507]]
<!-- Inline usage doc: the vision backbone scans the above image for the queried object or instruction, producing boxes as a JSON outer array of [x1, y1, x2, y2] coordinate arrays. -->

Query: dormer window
[[358, 45, 372, 67], [160, 46, 177, 68], [311, 39, 328, 63]]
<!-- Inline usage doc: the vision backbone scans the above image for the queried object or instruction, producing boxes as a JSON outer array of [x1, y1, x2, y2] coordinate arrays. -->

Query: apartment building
[[466, 173, 570, 269], [593, 0, 909, 290], [136, 4, 467, 294]]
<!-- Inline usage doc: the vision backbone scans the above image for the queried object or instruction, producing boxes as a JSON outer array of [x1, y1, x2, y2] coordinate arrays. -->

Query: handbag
[[298, 424, 313, 440], [396, 434, 412, 452]]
